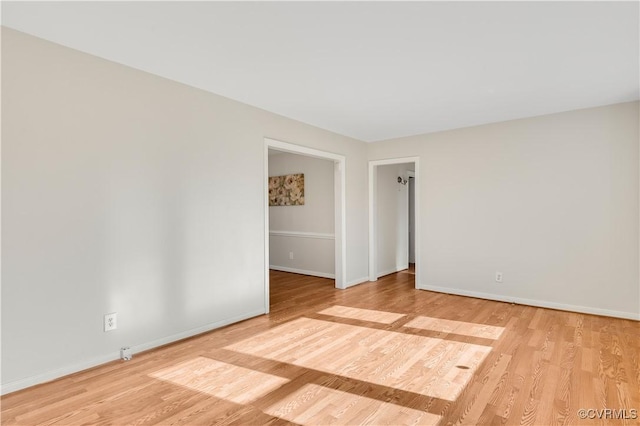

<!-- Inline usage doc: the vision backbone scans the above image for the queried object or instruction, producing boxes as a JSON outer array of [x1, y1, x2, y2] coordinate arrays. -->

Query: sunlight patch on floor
[[265, 383, 441, 425], [225, 317, 491, 401], [404, 316, 504, 339], [318, 305, 405, 324], [149, 357, 289, 404]]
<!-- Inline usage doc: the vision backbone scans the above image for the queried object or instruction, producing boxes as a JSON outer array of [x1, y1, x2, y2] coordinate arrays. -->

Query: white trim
[[269, 265, 335, 279], [345, 276, 369, 288], [368, 157, 421, 290], [266, 138, 345, 162], [269, 230, 335, 240], [264, 142, 271, 313], [336, 159, 347, 290], [265, 138, 346, 293], [377, 268, 400, 278], [1, 353, 121, 396], [0, 309, 265, 395], [368, 161, 376, 281], [407, 171, 416, 264], [417, 284, 640, 321], [377, 266, 408, 279]]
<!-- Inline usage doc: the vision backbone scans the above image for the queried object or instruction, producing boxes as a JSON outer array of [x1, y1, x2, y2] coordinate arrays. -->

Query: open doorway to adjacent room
[[264, 138, 346, 313], [368, 157, 420, 288]]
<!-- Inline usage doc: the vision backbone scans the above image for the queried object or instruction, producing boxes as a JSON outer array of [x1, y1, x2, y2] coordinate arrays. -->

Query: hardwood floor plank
[[2, 270, 638, 425]]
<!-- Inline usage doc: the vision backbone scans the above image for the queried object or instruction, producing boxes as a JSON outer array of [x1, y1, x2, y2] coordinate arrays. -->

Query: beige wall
[[369, 101, 640, 319], [1, 28, 369, 392]]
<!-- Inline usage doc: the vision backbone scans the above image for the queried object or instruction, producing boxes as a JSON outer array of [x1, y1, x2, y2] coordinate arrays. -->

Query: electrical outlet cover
[[121, 346, 132, 361], [104, 312, 117, 332]]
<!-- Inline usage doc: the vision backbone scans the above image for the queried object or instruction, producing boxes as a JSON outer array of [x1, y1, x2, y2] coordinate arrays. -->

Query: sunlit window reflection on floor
[[318, 305, 405, 324], [404, 316, 504, 339], [149, 357, 289, 404], [265, 383, 441, 425], [225, 318, 491, 400]]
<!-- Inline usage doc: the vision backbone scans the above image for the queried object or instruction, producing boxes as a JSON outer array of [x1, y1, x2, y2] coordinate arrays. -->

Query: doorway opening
[[368, 157, 420, 288], [264, 138, 346, 314]]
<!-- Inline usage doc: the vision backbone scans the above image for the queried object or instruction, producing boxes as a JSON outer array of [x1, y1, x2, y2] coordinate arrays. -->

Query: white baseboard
[[417, 284, 640, 321], [0, 309, 265, 395], [376, 265, 407, 279], [345, 276, 369, 288], [269, 265, 335, 279], [376, 268, 397, 278], [1, 352, 122, 397]]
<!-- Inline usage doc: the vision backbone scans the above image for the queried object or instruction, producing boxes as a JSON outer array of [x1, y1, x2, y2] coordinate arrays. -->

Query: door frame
[[264, 138, 347, 313], [368, 157, 421, 288], [407, 170, 416, 264]]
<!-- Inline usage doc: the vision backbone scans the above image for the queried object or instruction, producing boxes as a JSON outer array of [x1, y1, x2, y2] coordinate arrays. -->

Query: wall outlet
[[120, 346, 132, 361], [495, 272, 503, 283], [289, 251, 294, 260], [104, 312, 117, 332]]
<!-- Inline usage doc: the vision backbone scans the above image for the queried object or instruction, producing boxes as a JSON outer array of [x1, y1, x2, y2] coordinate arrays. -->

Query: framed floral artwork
[[269, 173, 305, 206]]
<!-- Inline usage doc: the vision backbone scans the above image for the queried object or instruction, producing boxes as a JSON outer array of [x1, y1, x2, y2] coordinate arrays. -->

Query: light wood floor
[[2, 270, 639, 425]]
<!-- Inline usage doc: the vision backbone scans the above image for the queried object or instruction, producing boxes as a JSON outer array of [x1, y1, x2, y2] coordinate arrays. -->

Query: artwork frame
[[269, 173, 305, 206]]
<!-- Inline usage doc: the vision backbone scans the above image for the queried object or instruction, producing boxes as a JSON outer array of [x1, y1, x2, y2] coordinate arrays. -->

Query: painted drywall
[[376, 164, 412, 277], [268, 152, 335, 278], [369, 102, 640, 319], [1, 28, 369, 392]]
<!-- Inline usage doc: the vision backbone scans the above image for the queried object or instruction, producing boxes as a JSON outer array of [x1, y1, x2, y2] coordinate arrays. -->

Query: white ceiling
[[3, 1, 639, 142]]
